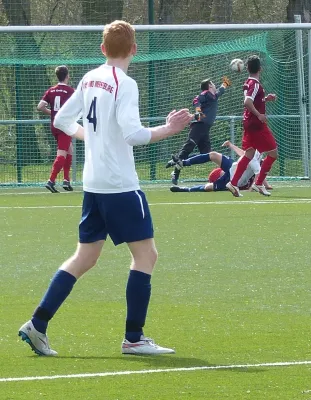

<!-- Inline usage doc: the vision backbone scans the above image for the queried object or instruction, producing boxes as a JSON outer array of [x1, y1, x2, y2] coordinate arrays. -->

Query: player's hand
[[222, 76, 232, 88], [194, 107, 205, 122], [221, 140, 231, 147], [257, 113, 267, 123], [265, 93, 277, 102], [166, 108, 193, 134]]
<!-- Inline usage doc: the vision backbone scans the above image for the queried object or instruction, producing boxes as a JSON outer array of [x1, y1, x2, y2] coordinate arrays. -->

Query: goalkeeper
[[167, 76, 231, 185]]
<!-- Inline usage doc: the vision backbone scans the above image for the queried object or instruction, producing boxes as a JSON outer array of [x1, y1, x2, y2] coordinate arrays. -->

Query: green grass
[[1, 185, 311, 399]]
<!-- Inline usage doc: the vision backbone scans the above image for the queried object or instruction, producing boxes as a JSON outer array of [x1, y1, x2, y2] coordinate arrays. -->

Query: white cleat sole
[[226, 182, 243, 197]]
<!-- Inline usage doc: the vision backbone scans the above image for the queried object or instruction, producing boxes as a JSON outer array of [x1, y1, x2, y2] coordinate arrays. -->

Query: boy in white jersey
[[18, 21, 192, 356]]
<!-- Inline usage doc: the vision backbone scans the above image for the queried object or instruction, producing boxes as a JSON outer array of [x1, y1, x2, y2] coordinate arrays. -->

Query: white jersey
[[54, 64, 151, 194], [230, 150, 262, 187]]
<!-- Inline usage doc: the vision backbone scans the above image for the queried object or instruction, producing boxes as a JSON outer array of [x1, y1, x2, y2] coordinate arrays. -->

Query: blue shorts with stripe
[[213, 155, 234, 191], [79, 190, 154, 246]]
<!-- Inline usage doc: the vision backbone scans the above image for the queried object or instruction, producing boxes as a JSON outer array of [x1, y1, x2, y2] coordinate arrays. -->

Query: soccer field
[[1, 185, 311, 399]]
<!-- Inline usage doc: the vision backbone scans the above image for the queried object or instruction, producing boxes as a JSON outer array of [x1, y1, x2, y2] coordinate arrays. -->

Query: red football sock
[[231, 155, 251, 186], [49, 155, 66, 183], [255, 155, 276, 185], [63, 154, 72, 182]]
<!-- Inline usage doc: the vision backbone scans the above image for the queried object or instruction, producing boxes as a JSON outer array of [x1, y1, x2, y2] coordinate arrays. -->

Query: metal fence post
[[230, 117, 235, 159], [295, 15, 309, 178], [72, 137, 77, 183], [15, 65, 23, 184]]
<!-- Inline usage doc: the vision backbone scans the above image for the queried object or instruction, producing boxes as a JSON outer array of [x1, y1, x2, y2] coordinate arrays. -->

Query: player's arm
[[54, 81, 84, 140], [37, 100, 51, 116], [244, 82, 266, 123], [222, 140, 244, 157], [216, 76, 231, 97], [244, 97, 267, 123], [116, 79, 192, 146]]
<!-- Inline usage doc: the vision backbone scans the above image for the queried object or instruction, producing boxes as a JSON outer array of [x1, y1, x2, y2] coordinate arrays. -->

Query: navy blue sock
[[187, 153, 211, 166], [32, 270, 77, 334], [190, 185, 206, 192], [125, 270, 151, 343]]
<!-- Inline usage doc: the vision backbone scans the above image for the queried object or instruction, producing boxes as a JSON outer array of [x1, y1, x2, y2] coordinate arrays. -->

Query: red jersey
[[243, 77, 265, 130], [41, 83, 75, 122]]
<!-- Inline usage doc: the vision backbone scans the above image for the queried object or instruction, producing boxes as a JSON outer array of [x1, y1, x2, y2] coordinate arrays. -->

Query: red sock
[[255, 155, 276, 185], [49, 155, 66, 183], [231, 155, 251, 186], [63, 154, 72, 182]]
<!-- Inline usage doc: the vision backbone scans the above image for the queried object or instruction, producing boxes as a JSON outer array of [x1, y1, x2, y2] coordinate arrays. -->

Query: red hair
[[103, 20, 135, 58]]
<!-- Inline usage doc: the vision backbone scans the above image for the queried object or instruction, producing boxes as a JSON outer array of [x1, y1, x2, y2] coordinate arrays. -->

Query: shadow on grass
[[52, 355, 266, 373]]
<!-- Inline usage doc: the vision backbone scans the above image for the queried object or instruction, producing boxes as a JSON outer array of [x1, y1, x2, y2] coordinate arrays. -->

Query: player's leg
[[122, 238, 174, 355], [170, 182, 214, 192], [101, 190, 174, 354], [168, 151, 222, 169], [226, 128, 256, 197], [46, 131, 71, 193], [197, 127, 211, 155], [170, 123, 202, 184], [63, 141, 73, 191], [252, 127, 278, 196], [227, 148, 255, 197], [19, 192, 107, 356]]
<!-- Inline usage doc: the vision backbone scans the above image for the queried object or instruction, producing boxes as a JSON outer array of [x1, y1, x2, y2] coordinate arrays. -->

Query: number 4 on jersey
[[87, 97, 97, 132]]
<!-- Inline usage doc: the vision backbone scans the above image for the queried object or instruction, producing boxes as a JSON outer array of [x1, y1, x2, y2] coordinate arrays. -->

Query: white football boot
[[18, 320, 57, 356], [226, 182, 243, 197], [252, 183, 271, 196], [122, 335, 175, 355]]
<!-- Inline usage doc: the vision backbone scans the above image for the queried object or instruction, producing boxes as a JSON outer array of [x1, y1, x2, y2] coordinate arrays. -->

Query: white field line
[[1, 360, 311, 383], [1, 198, 311, 209]]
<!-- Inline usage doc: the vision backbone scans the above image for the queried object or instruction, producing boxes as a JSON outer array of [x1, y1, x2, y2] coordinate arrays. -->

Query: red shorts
[[242, 124, 277, 153], [51, 126, 72, 151]]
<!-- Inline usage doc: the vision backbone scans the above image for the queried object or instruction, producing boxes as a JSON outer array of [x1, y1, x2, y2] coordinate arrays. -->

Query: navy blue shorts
[[213, 155, 234, 191], [79, 190, 154, 246]]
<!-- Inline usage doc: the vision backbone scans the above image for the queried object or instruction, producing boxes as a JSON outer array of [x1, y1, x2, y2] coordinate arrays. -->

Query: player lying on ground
[[19, 21, 192, 356], [168, 140, 271, 194], [226, 55, 278, 198], [37, 65, 75, 193], [168, 76, 231, 185]]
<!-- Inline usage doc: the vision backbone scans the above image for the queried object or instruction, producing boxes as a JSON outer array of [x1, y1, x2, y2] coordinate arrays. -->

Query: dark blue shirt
[[192, 86, 225, 126]]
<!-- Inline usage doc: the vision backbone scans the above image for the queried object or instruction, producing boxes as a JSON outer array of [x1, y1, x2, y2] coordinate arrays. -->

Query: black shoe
[[45, 180, 59, 193], [63, 180, 73, 191], [166, 154, 183, 169], [170, 185, 189, 193]]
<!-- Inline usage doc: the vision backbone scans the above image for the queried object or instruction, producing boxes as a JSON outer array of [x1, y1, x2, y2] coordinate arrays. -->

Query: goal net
[[0, 26, 309, 185]]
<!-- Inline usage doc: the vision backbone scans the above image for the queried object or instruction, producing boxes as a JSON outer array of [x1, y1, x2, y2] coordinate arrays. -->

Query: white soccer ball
[[230, 58, 244, 72]]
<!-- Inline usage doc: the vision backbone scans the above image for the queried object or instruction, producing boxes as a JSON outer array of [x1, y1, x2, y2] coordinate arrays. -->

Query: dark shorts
[[242, 124, 277, 153], [213, 155, 234, 191], [79, 190, 154, 246]]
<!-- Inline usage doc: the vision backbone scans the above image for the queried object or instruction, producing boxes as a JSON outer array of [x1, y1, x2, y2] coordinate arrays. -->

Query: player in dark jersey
[[226, 55, 278, 198], [37, 65, 75, 193], [166, 76, 231, 185]]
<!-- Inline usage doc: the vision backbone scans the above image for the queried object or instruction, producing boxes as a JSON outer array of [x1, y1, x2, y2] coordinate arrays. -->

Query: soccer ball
[[230, 58, 244, 72]]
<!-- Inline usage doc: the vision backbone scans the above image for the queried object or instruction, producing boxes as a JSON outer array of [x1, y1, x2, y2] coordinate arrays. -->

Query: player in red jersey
[[37, 66, 75, 193], [226, 55, 278, 197]]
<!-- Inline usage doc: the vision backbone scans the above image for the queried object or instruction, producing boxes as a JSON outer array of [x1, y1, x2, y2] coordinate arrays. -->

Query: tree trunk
[[287, 0, 311, 22], [211, 0, 233, 23], [82, 0, 124, 24]]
